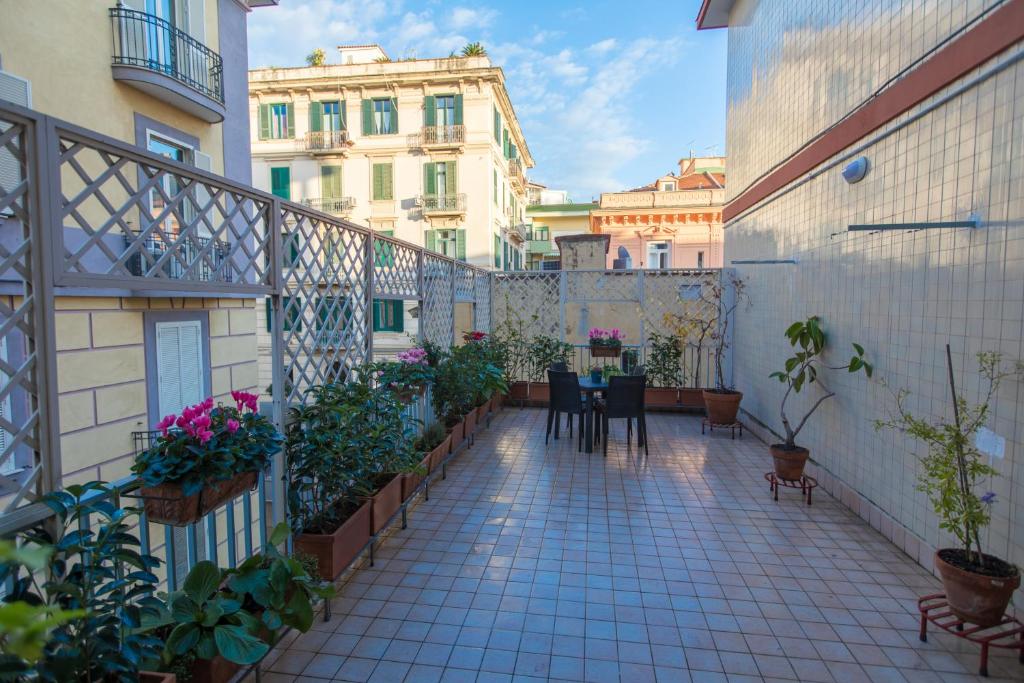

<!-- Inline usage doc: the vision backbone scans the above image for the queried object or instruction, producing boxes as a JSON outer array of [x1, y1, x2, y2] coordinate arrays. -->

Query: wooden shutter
[[391, 301, 404, 332], [456, 229, 466, 261], [445, 161, 456, 191], [454, 94, 464, 125], [425, 230, 437, 253], [321, 165, 342, 198], [309, 101, 323, 132], [258, 104, 270, 140], [270, 166, 290, 200], [382, 164, 393, 199], [493, 106, 500, 142], [389, 97, 398, 133], [361, 99, 372, 135], [423, 163, 436, 196], [423, 95, 435, 126], [155, 320, 204, 418], [285, 103, 295, 138], [372, 164, 393, 200], [266, 297, 301, 333], [502, 129, 509, 158], [494, 234, 500, 268], [339, 100, 347, 130]]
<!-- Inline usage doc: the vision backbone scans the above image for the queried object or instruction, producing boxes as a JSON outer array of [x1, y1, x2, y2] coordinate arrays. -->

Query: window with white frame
[[154, 319, 206, 418], [646, 241, 670, 269]]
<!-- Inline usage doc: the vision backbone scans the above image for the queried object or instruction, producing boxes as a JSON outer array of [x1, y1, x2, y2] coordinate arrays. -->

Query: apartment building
[[248, 44, 533, 357], [0, 0, 272, 493], [525, 193, 594, 271], [591, 156, 725, 269]]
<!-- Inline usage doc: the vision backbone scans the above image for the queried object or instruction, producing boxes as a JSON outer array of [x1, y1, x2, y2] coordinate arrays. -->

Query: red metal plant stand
[[918, 594, 1024, 677], [701, 418, 742, 439], [764, 472, 817, 505]]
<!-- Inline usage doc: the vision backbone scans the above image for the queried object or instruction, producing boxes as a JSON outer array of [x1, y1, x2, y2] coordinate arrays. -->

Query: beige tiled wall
[[55, 296, 259, 486], [723, 0, 1024, 606]]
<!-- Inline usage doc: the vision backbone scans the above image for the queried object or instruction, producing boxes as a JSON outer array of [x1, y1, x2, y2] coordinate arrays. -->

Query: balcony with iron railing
[[304, 130, 351, 154], [508, 157, 526, 189], [419, 193, 467, 215], [109, 6, 225, 122], [420, 124, 465, 148], [508, 222, 529, 243], [302, 196, 355, 215], [124, 230, 233, 282]]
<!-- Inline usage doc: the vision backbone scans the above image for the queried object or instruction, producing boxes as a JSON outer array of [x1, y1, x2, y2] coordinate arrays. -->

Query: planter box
[[528, 383, 550, 402], [464, 407, 478, 435], [188, 655, 240, 683], [141, 470, 258, 527], [140, 673, 176, 683], [509, 382, 528, 400], [679, 388, 705, 409], [368, 474, 403, 534], [401, 453, 432, 501], [428, 433, 452, 470], [448, 420, 465, 451], [645, 387, 679, 407], [590, 344, 621, 358], [294, 501, 372, 581], [490, 393, 501, 414]]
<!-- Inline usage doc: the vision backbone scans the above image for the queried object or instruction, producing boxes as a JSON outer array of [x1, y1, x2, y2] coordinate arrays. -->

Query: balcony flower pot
[[678, 388, 705, 409], [368, 474, 403, 535], [429, 433, 453, 470], [589, 342, 621, 358], [769, 444, 809, 481], [703, 389, 743, 424], [294, 500, 372, 581], [528, 382, 550, 403], [934, 550, 1021, 627], [140, 470, 258, 527], [644, 387, 678, 407], [509, 382, 528, 400], [401, 453, 432, 501], [140, 673, 177, 683], [464, 406, 478, 435], [447, 420, 465, 451], [188, 655, 241, 683]]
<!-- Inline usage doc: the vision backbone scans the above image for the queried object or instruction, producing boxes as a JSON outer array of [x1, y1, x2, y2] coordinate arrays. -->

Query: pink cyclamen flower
[[197, 429, 214, 445], [610, 328, 622, 340], [226, 419, 240, 434], [156, 414, 176, 436]]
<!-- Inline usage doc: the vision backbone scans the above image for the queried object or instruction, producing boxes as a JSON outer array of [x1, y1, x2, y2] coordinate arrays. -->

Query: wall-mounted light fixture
[[842, 156, 869, 184]]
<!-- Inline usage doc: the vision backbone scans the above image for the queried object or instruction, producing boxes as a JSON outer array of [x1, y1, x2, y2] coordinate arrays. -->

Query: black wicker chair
[[546, 370, 592, 450], [600, 374, 648, 456]]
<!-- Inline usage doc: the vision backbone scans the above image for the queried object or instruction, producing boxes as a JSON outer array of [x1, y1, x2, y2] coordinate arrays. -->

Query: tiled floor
[[259, 408, 1022, 682]]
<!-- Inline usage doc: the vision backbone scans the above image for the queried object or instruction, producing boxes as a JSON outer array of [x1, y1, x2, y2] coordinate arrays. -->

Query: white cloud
[[586, 38, 617, 56], [450, 7, 498, 31]]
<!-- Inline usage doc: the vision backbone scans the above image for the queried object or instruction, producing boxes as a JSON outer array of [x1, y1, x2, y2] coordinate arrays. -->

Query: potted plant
[[359, 385, 419, 534], [430, 347, 470, 447], [133, 391, 282, 526], [287, 382, 377, 580], [526, 334, 573, 403], [767, 317, 872, 480], [702, 274, 749, 424], [589, 365, 603, 384], [646, 332, 682, 407], [876, 348, 1022, 626], [372, 347, 433, 402], [588, 327, 623, 358], [489, 294, 531, 401], [1, 482, 168, 682], [404, 422, 448, 500]]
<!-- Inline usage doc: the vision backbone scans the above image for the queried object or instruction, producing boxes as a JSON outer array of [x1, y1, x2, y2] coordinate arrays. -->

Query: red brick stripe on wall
[[723, 0, 1024, 222]]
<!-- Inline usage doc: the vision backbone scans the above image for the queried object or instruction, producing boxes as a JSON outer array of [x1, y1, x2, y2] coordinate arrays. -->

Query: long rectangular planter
[[448, 420, 465, 452], [528, 383, 550, 402], [401, 453, 432, 501], [679, 387, 705, 409], [188, 656, 239, 683], [464, 406, 478, 436], [140, 470, 258, 527], [644, 387, 679, 407], [509, 382, 528, 400], [429, 433, 452, 470], [294, 501, 372, 581], [369, 474, 403, 535], [140, 672, 176, 683]]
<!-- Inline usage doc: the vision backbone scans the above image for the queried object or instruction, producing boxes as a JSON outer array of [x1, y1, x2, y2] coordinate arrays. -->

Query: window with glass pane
[[321, 101, 342, 131], [437, 229, 457, 258], [435, 95, 455, 126], [147, 134, 189, 239], [270, 103, 290, 138], [646, 241, 670, 269], [373, 99, 392, 134]]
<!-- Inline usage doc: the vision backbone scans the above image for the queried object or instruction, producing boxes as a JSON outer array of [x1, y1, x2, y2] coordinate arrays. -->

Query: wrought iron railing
[[109, 6, 224, 103], [509, 157, 526, 187], [303, 197, 355, 214], [421, 124, 464, 145], [420, 193, 467, 213], [124, 230, 233, 282], [305, 130, 350, 152]]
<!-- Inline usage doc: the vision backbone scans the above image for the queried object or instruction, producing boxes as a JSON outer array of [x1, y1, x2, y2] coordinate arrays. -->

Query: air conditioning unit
[[413, 195, 424, 207]]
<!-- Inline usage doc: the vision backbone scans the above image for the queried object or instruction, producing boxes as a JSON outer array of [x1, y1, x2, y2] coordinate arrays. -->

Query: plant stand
[[764, 472, 817, 505], [918, 594, 1024, 677], [701, 418, 742, 439]]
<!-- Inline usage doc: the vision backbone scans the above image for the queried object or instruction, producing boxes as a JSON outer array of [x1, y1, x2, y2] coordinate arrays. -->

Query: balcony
[[302, 197, 355, 216], [109, 6, 225, 123], [420, 124, 465, 149], [419, 193, 466, 215], [124, 230, 232, 282], [508, 222, 529, 244], [509, 157, 526, 189], [527, 238, 553, 254], [304, 130, 351, 154]]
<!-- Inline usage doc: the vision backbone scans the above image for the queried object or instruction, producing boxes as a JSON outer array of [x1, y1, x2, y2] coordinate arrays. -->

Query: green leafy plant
[[527, 335, 573, 382], [414, 421, 448, 453], [601, 365, 623, 382], [489, 292, 532, 384], [768, 316, 872, 449], [646, 332, 682, 388], [708, 273, 749, 391], [461, 42, 486, 57], [875, 348, 1023, 571], [368, 349, 433, 399], [305, 48, 326, 66], [621, 348, 640, 375], [461, 332, 508, 406], [2, 482, 165, 682]]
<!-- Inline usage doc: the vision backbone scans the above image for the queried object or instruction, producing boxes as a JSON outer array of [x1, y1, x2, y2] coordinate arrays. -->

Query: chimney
[[678, 156, 696, 177]]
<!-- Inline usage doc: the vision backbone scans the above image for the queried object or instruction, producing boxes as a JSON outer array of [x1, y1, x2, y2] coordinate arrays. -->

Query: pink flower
[[197, 429, 214, 445], [397, 348, 429, 365], [231, 390, 260, 413], [610, 328, 623, 340], [226, 419, 240, 434], [156, 414, 176, 436]]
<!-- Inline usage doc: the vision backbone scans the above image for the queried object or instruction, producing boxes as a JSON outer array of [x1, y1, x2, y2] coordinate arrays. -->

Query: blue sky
[[248, 1, 727, 202]]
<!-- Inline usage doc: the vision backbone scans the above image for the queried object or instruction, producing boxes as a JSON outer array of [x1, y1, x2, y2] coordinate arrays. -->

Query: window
[[309, 100, 345, 132], [154, 319, 206, 418], [696, 251, 705, 269], [270, 166, 290, 200], [662, 181, 676, 191], [493, 107, 501, 143], [320, 165, 342, 199], [424, 161, 456, 197], [436, 95, 455, 125], [533, 226, 549, 241], [493, 170, 497, 205], [362, 98, 398, 135], [258, 103, 293, 139], [266, 296, 302, 332], [494, 234, 501, 268], [0, 337, 15, 475], [147, 133, 192, 237], [373, 300, 403, 332], [646, 241, 670, 269], [372, 163, 393, 200], [425, 229, 465, 260]]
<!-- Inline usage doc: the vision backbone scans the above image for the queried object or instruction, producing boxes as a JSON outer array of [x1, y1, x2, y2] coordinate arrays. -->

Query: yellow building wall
[[54, 296, 258, 486], [0, 0, 225, 173]]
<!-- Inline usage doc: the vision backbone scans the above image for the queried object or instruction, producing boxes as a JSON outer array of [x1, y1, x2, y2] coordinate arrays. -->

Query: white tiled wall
[[723, 0, 1024, 604]]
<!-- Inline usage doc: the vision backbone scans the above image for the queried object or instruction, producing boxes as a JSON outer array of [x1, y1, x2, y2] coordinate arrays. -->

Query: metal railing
[[420, 193, 467, 213], [508, 344, 717, 388], [124, 230, 233, 282], [509, 157, 526, 187], [302, 197, 355, 214], [110, 6, 224, 103], [421, 124, 464, 145], [305, 130, 350, 152]]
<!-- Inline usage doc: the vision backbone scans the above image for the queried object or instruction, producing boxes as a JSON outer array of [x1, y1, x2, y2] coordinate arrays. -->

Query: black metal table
[[577, 377, 607, 454]]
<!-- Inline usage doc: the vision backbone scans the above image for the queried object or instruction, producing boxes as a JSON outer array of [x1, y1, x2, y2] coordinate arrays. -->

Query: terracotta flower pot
[[645, 387, 679, 407], [509, 382, 528, 400], [934, 549, 1021, 627], [590, 343, 621, 358], [769, 444, 809, 481], [140, 470, 258, 526], [703, 390, 743, 424], [429, 434, 452, 470], [448, 420, 465, 450], [368, 474, 403, 534], [678, 388, 704, 408], [401, 454, 432, 501], [528, 383, 550, 402], [140, 672, 177, 683], [464, 407, 478, 435], [294, 501, 372, 581], [188, 655, 240, 683]]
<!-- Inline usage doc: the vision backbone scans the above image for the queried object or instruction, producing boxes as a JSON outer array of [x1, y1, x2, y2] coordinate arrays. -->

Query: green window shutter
[[309, 101, 323, 132], [321, 166, 342, 198], [510, 144, 517, 159], [258, 104, 271, 140], [285, 104, 295, 138], [445, 160, 456, 192], [493, 170, 497, 204], [374, 229, 394, 267], [423, 95, 435, 127], [382, 163, 393, 199], [423, 163, 436, 196], [339, 101, 347, 130], [389, 97, 398, 133], [502, 129, 509, 158], [372, 164, 383, 200], [454, 94, 463, 125], [456, 229, 466, 261], [372, 300, 381, 331], [265, 297, 272, 332], [494, 234, 500, 267], [274, 296, 300, 332], [391, 300, 404, 332], [425, 230, 437, 253], [361, 99, 372, 135], [493, 107, 500, 142], [270, 167, 290, 200]]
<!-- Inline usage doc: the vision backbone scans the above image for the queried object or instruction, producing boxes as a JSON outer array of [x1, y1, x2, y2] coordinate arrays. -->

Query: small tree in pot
[[876, 347, 1021, 626], [702, 273, 749, 425], [768, 316, 872, 480]]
